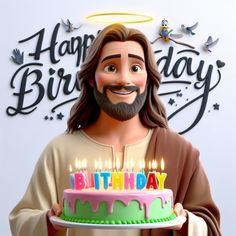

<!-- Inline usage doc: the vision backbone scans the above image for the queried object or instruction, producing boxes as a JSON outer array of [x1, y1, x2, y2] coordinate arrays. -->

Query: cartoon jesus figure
[[9, 23, 221, 236]]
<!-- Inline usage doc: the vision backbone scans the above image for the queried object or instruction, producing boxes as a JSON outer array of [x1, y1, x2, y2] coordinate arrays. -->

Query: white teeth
[[110, 90, 133, 95]]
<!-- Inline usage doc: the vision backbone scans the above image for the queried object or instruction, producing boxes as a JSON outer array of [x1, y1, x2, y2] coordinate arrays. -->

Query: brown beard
[[93, 84, 147, 121]]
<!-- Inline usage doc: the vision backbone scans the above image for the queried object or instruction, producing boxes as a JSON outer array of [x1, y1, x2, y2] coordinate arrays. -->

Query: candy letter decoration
[[74, 172, 86, 190], [124, 172, 135, 190], [156, 172, 167, 190], [100, 172, 111, 189], [146, 172, 158, 189], [112, 172, 124, 190], [136, 172, 146, 189]]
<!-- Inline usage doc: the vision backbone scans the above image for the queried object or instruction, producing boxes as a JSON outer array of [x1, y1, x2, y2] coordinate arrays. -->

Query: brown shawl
[[141, 128, 221, 236]]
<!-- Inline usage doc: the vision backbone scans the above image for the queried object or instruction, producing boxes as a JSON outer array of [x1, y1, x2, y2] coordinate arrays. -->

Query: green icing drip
[[61, 196, 177, 225], [63, 198, 173, 221]]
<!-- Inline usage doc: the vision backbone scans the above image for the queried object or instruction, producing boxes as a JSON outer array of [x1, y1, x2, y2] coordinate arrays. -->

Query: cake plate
[[50, 216, 186, 229]]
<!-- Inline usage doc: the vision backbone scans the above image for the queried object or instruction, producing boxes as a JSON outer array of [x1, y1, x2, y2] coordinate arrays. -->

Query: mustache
[[103, 85, 139, 93]]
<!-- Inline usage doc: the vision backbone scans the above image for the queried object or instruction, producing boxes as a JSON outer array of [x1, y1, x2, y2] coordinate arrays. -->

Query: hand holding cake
[[47, 203, 66, 234], [172, 203, 188, 230]]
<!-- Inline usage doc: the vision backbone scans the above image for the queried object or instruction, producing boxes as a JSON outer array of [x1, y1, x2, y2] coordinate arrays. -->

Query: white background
[[1, 0, 236, 235]]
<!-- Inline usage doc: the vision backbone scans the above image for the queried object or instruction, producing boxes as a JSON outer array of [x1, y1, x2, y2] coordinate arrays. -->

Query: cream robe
[[9, 130, 207, 236]]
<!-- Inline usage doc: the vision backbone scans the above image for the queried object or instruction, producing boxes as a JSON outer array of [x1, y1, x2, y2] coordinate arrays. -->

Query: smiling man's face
[[93, 41, 148, 121]]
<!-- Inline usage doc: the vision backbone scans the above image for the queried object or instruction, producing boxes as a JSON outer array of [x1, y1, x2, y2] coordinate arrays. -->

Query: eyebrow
[[128, 53, 145, 62], [101, 54, 121, 63], [101, 53, 145, 63]]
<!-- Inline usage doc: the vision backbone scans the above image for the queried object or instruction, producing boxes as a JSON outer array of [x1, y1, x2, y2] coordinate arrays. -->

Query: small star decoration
[[168, 98, 175, 105], [57, 112, 64, 120], [213, 103, 220, 110]]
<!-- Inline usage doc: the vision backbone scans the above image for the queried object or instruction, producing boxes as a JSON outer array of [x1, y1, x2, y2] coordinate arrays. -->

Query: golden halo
[[86, 12, 153, 24]]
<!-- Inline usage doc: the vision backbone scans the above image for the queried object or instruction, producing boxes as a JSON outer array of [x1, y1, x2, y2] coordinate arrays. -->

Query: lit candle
[[142, 160, 145, 173], [90, 159, 97, 188], [98, 158, 102, 172], [94, 160, 98, 172], [81, 159, 86, 170], [100, 159, 111, 189], [90, 173, 95, 187], [124, 172, 135, 189], [152, 160, 157, 172], [112, 171, 124, 190], [124, 160, 135, 190], [82, 159, 89, 188], [148, 161, 152, 171], [94, 172, 100, 190], [104, 160, 108, 171], [126, 159, 130, 172], [94, 160, 100, 190], [112, 158, 124, 189], [74, 157, 86, 190], [130, 159, 134, 172], [74, 171, 86, 190], [69, 164, 75, 189], [156, 157, 167, 190], [100, 171, 111, 189], [138, 160, 145, 173], [108, 160, 112, 186], [136, 172, 146, 189], [108, 160, 112, 171], [146, 172, 158, 189], [139, 161, 142, 172], [146, 160, 158, 189], [75, 158, 80, 171], [116, 158, 121, 172]]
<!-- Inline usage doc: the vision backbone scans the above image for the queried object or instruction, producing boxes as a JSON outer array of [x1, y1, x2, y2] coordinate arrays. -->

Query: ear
[[89, 79, 94, 87]]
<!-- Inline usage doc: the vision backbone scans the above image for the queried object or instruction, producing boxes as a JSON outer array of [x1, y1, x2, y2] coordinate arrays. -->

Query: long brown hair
[[67, 24, 168, 132]]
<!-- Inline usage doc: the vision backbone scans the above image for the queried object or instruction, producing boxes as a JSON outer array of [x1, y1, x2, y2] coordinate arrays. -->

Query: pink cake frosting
[[63, 188, 173, 218]]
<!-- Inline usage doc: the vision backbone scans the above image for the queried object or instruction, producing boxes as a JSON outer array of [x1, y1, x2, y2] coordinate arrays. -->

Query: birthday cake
[[61, 159, 176, 225], [61, 188, 176, 224]]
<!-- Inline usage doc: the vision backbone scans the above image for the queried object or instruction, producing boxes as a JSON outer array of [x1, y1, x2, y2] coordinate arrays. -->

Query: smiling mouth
[[104, 85, 139, 96], [110, 89, 134, 95]]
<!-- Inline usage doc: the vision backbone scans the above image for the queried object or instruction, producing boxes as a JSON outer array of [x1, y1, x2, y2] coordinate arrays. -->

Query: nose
[[115, 66, 130, 85]]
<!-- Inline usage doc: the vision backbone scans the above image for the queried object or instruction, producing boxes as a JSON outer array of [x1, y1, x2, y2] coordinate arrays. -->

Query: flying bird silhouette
[[61, 19, 82, 32], [204, 36, 219, 52], [181, 22, 199, 35]]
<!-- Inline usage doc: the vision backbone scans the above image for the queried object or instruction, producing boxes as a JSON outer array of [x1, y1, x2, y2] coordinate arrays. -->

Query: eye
[[104, 64, 117, 73], [131, 65, 142, 72]]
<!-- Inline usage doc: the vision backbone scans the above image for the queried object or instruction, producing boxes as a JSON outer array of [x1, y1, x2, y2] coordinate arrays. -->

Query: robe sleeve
[[142, 127, 221, 236], [187, 211, 208, 235], [9, 143, 67, 236], [180, 162, 221, 236]]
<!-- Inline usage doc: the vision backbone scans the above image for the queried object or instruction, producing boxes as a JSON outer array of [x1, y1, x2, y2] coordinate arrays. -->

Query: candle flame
[[161, 157, 165, 171], [126, 160, 130, 170], [75, 158, 79, 170], [148, 161, 151, 170], [95, 160, 98, 170], [108, 160, 112, 170], [152, 160, 157, 170], [98, 158, 102, 171], [130, 159, 134, 170], [116, 158, 121, 170], [69, 164, 73, 173], [142, 160, 145, 169], [82, 159, 87, 169], [105, 160, 108, 170], [139, 161, 142, 171]]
